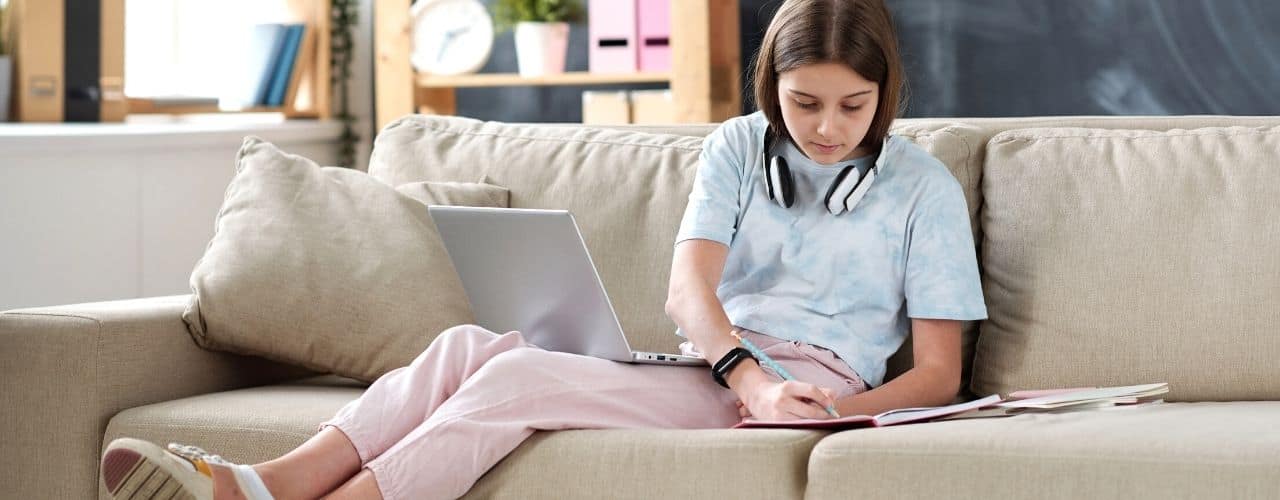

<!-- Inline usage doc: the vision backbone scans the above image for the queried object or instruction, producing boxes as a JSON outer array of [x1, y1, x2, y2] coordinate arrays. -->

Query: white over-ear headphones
[[762, 127, 879, 216]]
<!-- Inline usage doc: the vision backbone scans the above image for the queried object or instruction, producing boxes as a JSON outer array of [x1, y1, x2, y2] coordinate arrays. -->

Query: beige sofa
[[4, 114, 1280, 500]]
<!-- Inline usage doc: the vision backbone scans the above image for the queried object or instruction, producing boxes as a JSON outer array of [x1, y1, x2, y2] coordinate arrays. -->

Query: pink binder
[[589, 0, 638, 73], [636, 0, 671, 72]]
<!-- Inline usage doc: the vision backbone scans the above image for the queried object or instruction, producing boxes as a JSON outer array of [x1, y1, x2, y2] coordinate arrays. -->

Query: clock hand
[[435, 27, 473, 63]]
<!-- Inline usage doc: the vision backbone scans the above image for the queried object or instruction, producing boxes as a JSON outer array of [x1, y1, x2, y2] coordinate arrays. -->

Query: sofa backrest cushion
[[973, 125, 1280, 401]]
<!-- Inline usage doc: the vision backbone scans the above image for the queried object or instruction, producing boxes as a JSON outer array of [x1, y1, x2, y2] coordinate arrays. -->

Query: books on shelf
[[734, 383, 1170, 430], [227, 23, 312, 110]]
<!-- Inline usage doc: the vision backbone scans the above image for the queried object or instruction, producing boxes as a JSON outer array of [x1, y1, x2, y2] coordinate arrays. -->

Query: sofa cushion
[[101, 378, 823, 500], [183, 137, 508, 382], [974, 126, 1280, 401], [805, 402, 1280, 499]]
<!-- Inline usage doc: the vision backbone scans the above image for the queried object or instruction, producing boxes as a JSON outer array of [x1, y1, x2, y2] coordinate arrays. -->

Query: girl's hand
[[738, 379, 838, 421]]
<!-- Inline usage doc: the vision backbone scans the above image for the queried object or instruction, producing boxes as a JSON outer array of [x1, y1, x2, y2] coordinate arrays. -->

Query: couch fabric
[[183, 137, 509, 383], [974, 125, 1280, 401], [6, 115, 1280, 500]]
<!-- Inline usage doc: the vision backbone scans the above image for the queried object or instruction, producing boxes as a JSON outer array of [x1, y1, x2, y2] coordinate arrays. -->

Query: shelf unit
[[373, 0, 741, 130], [124, 0, 333, 119]]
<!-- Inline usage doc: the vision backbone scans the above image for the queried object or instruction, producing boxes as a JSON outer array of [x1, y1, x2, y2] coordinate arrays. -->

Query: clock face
[[411, 0, 495, 75]]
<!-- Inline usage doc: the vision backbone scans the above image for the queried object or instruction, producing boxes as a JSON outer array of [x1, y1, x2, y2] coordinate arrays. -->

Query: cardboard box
[[11, 0, 64, 122], [628, 89, 675, 124], [582, 90, 631, 124]]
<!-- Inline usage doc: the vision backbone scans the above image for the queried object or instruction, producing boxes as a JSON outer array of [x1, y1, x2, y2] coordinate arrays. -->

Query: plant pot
[[0, 56, 11, 122], [514, 21, 569, 77]]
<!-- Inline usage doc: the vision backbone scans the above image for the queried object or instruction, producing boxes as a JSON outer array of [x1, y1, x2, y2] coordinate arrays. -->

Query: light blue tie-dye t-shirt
[[675, 112, 987, 388]]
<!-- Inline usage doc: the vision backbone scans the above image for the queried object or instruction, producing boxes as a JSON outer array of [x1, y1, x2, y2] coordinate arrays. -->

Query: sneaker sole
[[102, 438, 211, 500]]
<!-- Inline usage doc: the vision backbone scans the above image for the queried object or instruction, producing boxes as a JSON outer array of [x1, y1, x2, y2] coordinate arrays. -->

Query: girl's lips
[[812, 142, 841, 154]]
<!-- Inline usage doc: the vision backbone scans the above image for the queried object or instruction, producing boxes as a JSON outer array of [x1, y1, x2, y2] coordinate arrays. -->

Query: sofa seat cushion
[[466, 429, 822, 499], [102, 377, 365, 459], [805, 402, 1280, 500], [102, 378, 822, 499]]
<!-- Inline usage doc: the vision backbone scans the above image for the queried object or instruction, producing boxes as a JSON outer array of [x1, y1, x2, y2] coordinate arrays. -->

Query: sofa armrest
[[0, 295, 314, 500]]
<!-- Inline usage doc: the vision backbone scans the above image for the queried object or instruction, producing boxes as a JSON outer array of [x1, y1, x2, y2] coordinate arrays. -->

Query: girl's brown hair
[[752, 0, 907, 152]]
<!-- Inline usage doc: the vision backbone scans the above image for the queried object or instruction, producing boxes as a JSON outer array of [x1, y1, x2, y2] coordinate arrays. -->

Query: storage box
[[588, 0, 638, 73], [628, 89, 675, 124], [582, 90, 631, 124], [636, 0, 671, 72]]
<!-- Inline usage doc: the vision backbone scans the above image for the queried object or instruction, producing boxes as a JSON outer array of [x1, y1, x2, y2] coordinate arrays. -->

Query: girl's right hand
[[738, 379, 838, 421]]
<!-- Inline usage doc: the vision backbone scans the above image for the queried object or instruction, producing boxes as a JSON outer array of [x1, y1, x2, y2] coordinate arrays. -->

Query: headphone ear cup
[[767, 156, 795, 208], [824, 165, 862, 215], [843, 167, 876, 213]]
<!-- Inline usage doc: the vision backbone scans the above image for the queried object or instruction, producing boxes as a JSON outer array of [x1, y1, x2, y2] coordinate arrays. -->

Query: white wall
[[0, 0, 378, 311], [0, 121, 342, 311]]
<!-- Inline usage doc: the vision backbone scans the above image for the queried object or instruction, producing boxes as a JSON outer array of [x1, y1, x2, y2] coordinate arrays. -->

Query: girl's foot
[[101, 438, 272, 500]]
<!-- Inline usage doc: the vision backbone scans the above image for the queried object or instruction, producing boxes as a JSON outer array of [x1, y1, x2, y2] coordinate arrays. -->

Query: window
[[124, 0, 298, 106]]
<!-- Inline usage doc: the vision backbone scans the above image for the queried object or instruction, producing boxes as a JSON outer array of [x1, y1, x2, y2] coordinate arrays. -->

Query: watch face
[[411, 0, 495, 75]]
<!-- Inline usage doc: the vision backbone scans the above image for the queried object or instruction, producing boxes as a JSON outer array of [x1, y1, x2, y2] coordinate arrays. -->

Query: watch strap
[[711, 347, 756, 389]]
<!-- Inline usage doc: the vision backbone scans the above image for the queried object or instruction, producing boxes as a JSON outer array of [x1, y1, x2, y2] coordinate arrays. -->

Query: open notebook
[[733, 394, 1003, 430], [733, 382, 1170, 429]]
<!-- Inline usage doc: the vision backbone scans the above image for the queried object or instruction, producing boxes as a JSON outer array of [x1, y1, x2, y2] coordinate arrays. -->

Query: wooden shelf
[[375, 0, 741, 129], [416, 71, 671, 88]]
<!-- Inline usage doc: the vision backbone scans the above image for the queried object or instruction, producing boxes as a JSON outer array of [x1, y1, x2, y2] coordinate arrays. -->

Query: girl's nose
[[817, 115, 835, 140]]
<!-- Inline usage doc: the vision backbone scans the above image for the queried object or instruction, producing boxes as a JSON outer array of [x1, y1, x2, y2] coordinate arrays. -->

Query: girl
[[100, 0, 985, 498]]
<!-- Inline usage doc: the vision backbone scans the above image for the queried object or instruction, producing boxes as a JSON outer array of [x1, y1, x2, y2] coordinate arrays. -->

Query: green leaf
[[492, 0, 584, 33]]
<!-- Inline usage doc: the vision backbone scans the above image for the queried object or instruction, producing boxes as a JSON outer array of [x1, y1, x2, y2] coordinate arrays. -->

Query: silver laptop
[[428, 206, 705, 366]]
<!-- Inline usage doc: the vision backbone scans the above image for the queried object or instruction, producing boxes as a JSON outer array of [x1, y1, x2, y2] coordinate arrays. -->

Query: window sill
[[0, 115, 343, 153]]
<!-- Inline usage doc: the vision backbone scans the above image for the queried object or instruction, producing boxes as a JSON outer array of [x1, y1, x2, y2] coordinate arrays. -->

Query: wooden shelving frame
[[373, 0, 740, 130]]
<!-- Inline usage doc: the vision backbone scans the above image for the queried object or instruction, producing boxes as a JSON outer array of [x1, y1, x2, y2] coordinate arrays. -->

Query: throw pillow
[[183, 137, 509, 382]]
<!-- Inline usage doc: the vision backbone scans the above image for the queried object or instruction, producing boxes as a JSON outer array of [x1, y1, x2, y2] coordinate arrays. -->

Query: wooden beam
[[374, 0, 414, 131], [670, 0, 740, 123]]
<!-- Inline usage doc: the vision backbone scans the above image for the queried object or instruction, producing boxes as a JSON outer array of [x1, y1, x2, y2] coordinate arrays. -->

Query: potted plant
[[0, 0, 11, 122], [493, 0, 584, 77]]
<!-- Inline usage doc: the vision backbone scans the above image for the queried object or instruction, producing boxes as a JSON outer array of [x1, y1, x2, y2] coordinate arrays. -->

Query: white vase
[[0, 56, 11, 122], [514, 21, 569, 77]]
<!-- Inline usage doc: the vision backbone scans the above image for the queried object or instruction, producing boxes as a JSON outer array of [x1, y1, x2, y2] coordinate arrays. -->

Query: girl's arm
[[833, 318, 963, 417], [666, 239, 852, 420], [665, 239, 768, 391]]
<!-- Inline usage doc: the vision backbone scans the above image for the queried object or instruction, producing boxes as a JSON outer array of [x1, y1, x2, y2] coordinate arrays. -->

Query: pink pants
[[319, 324, 867, 500]]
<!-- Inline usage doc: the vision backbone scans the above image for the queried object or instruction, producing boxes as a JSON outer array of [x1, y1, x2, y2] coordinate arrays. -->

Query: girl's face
[[777, 62, 880, 165]]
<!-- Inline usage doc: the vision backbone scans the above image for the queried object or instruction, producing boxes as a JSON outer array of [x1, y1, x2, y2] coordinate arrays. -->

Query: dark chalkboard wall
[[450, 0, 1280, 122]]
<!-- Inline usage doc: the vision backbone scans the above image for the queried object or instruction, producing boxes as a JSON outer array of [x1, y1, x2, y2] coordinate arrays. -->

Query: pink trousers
[[319, 324, 867, 500]]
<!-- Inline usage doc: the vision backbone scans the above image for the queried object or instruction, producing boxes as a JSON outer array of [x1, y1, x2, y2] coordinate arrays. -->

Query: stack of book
[[734, 383, 1170, 430], [227, 23, 316, 110]]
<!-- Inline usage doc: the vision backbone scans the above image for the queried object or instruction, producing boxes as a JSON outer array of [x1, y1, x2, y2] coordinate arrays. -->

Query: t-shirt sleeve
[[903, 175, 989, 320], [675, 121, 747, 247]]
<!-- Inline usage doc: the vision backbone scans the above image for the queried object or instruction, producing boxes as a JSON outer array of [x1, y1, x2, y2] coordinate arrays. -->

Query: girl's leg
[[319, 324, 534, 465], [211, 426, 362, 500], [112, 324, 525, 500], [318, 469, 381, 500], [362, 347, 746, 500]]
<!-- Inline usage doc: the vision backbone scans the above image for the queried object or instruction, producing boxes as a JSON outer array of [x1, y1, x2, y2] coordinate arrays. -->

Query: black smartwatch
[[711, 347, 756, 389]]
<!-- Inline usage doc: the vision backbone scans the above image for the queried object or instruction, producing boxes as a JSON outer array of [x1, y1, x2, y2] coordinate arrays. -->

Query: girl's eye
[[843, 105, 863, 112], [797, 101, 818, 110]]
